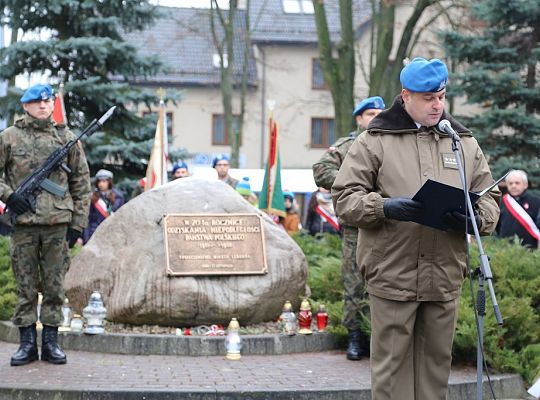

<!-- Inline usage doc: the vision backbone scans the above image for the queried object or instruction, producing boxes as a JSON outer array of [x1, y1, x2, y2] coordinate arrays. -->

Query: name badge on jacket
[[441, 153, 458, 169]]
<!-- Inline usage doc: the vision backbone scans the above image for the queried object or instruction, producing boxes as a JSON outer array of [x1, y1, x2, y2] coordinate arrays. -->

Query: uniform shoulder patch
[[334, 136, 355, 148]]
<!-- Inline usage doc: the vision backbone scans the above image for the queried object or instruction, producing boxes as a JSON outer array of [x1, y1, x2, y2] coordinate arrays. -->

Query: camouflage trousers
[[342, 225, 369, 331], [10, 224, 70, 327]]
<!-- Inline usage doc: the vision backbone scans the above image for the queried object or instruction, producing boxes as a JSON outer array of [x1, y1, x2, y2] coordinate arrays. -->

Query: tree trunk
[[369, 0, 394, 100], [313, 0, 355, 138], [369, 0, 439, 103]]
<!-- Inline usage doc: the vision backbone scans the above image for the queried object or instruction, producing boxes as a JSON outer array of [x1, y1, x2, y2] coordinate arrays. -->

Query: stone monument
[[64, 178, 308, 326]]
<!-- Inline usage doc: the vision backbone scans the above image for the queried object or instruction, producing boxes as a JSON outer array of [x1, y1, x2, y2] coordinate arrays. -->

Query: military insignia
[[437, 79, 447, 92], [328, 146, 337, 152], [441, 153, 458, 169], [40, 91, 48, 100]]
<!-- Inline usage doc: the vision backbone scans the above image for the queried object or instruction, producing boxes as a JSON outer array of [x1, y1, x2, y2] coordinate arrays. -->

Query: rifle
[[8, 106, 117, 215]]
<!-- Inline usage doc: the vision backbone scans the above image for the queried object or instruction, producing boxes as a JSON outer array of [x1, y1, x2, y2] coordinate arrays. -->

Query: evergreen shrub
[[294, 233, 540, 383], [0, 236, 15, 321]]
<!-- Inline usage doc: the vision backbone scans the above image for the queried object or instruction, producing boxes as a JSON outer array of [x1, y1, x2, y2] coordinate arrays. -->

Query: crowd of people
[[1, 56, 539, 400]]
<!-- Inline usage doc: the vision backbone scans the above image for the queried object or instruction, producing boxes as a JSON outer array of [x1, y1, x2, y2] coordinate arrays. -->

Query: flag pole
[[144, 88, 167, 191]]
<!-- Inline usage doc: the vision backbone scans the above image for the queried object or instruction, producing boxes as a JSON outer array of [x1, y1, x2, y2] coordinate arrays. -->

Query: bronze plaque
[[164, 213, 268, 276]]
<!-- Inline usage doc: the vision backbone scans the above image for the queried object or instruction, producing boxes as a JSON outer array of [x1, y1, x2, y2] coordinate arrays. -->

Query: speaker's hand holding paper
[[383, 198, 424, 222], [443, 210, 482, 234]]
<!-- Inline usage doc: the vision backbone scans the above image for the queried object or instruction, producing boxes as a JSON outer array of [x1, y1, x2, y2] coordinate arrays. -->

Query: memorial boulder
[[64, 178, 308, 326]]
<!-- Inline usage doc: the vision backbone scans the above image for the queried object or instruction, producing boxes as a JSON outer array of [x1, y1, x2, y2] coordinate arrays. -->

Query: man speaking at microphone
[[332, 57, 500, 400]]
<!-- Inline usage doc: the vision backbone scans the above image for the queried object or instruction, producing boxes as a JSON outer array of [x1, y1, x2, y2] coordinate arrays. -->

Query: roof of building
[[250, 0, 370, 44], [125, 0, 371, 86], [126, 6, 258, 87]]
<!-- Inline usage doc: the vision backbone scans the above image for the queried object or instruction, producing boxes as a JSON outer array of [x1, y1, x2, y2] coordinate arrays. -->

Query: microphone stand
[[450, 135, 503, 400]]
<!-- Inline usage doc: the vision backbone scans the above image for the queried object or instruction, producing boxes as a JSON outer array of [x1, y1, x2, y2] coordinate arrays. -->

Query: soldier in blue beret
[[313, 94, 385, 362], [332, 57, 500, 399], [171, 160, 190, 180], [212, 154, 238, 188], [1, 83, 91, 366], [20, 83, 55, 104], [352, 96, 385, 131]]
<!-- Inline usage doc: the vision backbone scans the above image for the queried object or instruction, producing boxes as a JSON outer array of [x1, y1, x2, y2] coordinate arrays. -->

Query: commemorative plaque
[[164, 213, 268, 276]]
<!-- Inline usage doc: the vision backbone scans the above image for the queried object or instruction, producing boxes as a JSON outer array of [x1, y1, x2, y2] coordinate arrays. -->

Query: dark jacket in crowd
[[304, 192, 340, 236], [497, 190, 540, 248], [83, 187, 124, 243]]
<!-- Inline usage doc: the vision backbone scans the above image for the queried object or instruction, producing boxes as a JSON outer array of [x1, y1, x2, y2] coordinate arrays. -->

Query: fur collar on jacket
[[367, 95, 471, 136]]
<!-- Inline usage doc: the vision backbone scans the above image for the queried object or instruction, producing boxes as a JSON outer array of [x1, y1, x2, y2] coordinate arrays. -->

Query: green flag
[[259, 114, 286, 217]]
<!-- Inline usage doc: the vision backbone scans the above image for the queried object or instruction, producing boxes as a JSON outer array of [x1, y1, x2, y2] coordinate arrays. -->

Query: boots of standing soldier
[[346, 329, 364, 361], [10, 324, 39, 366], [41, 325, 67, 364]]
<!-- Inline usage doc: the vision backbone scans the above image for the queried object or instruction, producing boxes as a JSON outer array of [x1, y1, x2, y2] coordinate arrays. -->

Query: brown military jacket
[[0, 115, 91, 230], [332, 97, 501, 302]]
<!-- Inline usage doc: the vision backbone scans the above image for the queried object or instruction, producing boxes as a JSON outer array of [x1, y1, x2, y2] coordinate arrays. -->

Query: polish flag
[[52, 91, 67, 125]]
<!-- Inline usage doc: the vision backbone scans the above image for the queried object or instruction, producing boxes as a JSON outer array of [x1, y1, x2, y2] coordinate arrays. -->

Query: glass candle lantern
[[297, 299, 313, 335], [278, 300, 297, 336], [82, 291, 107, 334], [225, 318, 242, 360], [58, 298, 72, 332], [70, 314, 84, 333], [316, 304, 329, 332]]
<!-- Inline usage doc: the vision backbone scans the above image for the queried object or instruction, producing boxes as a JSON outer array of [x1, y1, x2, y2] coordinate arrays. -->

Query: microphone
[[438, 119, 460, 142]]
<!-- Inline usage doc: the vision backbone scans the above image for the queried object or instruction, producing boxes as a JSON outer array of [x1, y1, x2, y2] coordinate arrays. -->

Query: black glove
[[383, 197, 424, 222], [443, 211, 482, 234], [6, 193, 31, 215], [66, 228, 82, 248]]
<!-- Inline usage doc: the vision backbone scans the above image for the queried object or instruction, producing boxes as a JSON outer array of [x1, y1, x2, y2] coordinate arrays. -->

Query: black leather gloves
[[6, 193, 31, 215], [66, 228, 82, 248], [443, 211, 481, 234], [383, 197, 424, 222]]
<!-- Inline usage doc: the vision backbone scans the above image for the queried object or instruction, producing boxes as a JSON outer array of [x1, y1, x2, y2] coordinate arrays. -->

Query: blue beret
[[283, 191, 295, 200], [352, 96, 385, 117], [20, 84, 55, 103], [400, 57, 448, 92], [172, 161, 189, 173], [212, 154, 230, 168]]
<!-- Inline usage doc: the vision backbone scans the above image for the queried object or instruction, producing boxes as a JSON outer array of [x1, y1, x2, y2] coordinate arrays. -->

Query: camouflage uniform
[[0, 114, 91, 327], [312, 130, 369, 331], [223, 175, 239, 189]]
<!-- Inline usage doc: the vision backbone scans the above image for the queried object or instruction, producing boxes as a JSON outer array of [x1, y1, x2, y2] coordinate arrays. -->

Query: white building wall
[[160, 1, 481, 171]]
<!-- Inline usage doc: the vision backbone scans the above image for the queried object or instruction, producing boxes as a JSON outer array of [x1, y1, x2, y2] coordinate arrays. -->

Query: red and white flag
[[145, 100, 168, 191], [94, 198, 109, 219], [315, 204, 340, 231], [52, 90, 67, 125], [502, 194, 540, 240]]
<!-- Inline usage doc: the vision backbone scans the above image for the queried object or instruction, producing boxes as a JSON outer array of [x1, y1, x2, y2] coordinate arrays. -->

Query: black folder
[[411, 174, 506, 231], [411, 180, 479, 231]]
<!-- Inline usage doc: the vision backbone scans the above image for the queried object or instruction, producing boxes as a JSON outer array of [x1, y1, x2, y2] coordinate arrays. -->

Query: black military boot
[[346, 329, 364, 361], [41, 325, 67, 364], [10, 324, 39, 366]]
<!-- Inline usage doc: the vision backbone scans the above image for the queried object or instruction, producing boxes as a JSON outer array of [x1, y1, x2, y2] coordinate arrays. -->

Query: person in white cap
[[82, 169, 124, 243]]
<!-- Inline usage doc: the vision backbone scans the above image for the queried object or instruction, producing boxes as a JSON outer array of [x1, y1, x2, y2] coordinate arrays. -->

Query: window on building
[[312, 58, 329, 90], [212, 114, 242, 146], [142, 111, 173, 138], [311, 118, 335, 148], [213, 53, 228, 68], [282, 0, 314, 14]]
